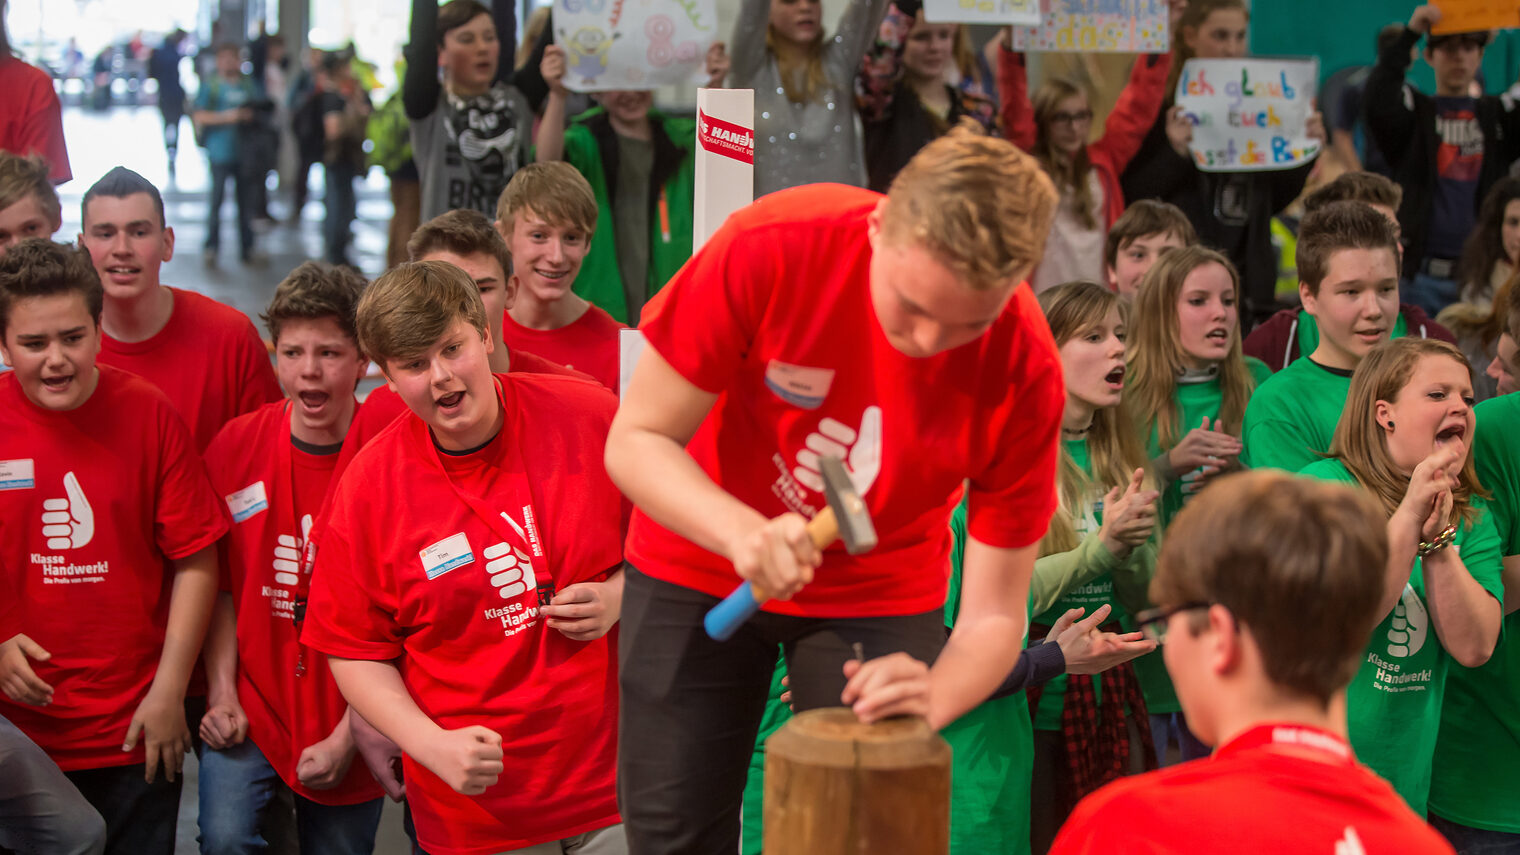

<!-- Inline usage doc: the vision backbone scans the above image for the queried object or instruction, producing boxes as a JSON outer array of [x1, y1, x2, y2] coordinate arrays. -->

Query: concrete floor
[[56, 105, 408, 854]]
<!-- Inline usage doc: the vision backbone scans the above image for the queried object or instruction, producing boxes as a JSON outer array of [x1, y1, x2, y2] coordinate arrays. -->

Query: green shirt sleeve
[[1459, 502, 1506, 606], [1029, 532, 1121, 617], [1243, 417, 1322, 473]]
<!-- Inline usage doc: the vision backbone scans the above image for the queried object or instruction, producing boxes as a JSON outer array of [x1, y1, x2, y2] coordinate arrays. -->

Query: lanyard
[[657, 187, 671, 244], [1217, 724, 1353, 765]]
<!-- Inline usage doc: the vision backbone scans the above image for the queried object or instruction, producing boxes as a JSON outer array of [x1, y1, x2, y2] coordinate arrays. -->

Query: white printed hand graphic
[[487, 513, 537, 599], [41, 472, 93, 550], [793, 406, 883, 496], [273, 515, 312, 587]]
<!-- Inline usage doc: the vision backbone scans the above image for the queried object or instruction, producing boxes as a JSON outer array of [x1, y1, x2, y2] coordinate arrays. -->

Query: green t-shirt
[[1242, 358, 1353, 472], [1429, 393, 1520, 832], [1300, 458, 1504, 816], [1295, 309, 1409, 361]]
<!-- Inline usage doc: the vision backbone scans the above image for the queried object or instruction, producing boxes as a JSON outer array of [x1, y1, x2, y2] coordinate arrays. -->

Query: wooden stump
[[763, 708, 951, 855]]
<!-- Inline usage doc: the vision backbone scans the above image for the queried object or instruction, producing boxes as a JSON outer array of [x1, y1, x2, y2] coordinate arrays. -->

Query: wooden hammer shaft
[[703, 507, 840, 641]]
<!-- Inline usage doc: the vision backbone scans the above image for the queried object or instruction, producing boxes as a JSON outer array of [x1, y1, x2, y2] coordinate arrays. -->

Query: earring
[[1386, 421, 1395, 430]]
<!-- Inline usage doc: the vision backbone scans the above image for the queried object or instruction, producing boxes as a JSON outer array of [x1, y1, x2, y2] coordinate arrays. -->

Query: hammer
[[704, 456, 878, 641]]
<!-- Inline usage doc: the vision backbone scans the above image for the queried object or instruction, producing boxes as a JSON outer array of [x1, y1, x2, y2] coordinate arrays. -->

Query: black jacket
[[1364, 25, 1520, 279]]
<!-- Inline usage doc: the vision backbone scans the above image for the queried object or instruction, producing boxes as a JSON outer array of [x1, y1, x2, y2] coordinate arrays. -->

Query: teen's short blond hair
[[495, 162, 598, 236], [880, 122, 1057, 291], [356, 260, 488, 365], [0, 153, 61, 228]]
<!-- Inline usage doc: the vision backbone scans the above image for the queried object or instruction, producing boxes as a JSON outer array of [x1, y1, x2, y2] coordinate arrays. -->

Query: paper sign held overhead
[[1009, 0, 1170, 53], [923, 0, 1040, 27], [1430, 0, 1520, 35], [693, 88, 754, 250], [1174, 57, 1321, 173], [554, 0, 718, 92]]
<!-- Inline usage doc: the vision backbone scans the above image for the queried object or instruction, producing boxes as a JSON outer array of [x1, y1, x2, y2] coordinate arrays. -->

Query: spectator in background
[[1322, 24, 1406, 176], [0, 152, 62, 254], [1104, 200, 1197, 301], [288, 48, 328, 220], [193, 43, 265, 268], [368, 56, 421, 270], [1120, 0, 1324, 326], [1365, 4, 1520, 318], [1455, 176, 1520, 309], [320, 53, 372, 267], [730, 0, 892, 196], [0, 0, 71, 184], [535, 41, 729, 325], [149, 30, 189, 181]]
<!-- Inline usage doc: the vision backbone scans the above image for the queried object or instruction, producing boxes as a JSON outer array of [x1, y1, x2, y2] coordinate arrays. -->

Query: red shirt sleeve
[[153, 405, 231, 560], [637, 211, 779, 394], [1090, 53, 1173, 175], [997, 47, 1036, 152], [14, 65, 71, 182], [301, 490, 405, 661], [964, 290, 1064, 549]]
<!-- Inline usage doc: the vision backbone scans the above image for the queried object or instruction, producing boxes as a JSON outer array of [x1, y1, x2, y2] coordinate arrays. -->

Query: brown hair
[[0, 239, 103, 338], [1153, 470, 1391, 705], [356, 260, 488, 365], [881, 122, 1058, 290], [409, 209, 514, 283], [1037, 281, 1150, 554], [495, 162, 598, 237], [1303, 171, 1403, 215], [1456, 177, 1520, 295], [1103, 200, 1198, 269], [1329, 337, 1485, 525], [438, 0, 492, 46], [1126, 246, 1258, 448], [1165, 0, 1250, 99], [1032, 77, 1098, 232], [262, 261, 367, 346], [767, 16, 827, 105], [0, 153, 61, 229], [1507, 266, 1520, 341], [1296, 201, 1401, 297], [517, 5, 551, 69], [1437, 269, 1518, 356]]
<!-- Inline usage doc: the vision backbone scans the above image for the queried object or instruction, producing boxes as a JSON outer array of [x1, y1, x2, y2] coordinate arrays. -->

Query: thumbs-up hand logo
[[273, 514, 312, 588], [41, 472, 94, 550], [793, 406, 883, 497], [485, 512, 538, 599]]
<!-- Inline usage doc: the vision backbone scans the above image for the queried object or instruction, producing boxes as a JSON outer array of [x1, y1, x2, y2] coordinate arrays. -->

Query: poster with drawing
[[1009, 0, 1170, 53], [922, 0, 1040, 27], [554, 0, 717, 92]]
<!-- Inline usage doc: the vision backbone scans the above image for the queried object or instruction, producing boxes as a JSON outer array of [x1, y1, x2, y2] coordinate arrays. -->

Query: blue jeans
[[197, 739, 382, 855], [206, 160, 254, 258], [1149, 712, 1211, 766], [0, 713, 106, 855], [1406, 271, 1461, 318], [1431, 815, 1520, 855], [323, 162, 357, 265], [64, 763, 181, 855]]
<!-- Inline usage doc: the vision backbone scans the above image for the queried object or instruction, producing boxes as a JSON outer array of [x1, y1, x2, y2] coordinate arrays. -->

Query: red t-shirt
[[202, 402, 382, 806], [626, 184, 1064, 617], [100, 287, 284, 452], [1049, 723, 1456, 855], [0, 57, 70, 182], [500, 303, 625, 391], [302, 373, 624, 855], [0, 365, 228, 771]]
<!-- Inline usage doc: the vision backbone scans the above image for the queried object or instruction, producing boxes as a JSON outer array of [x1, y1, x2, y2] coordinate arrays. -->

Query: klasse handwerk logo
[[41, 472, 93, 550]]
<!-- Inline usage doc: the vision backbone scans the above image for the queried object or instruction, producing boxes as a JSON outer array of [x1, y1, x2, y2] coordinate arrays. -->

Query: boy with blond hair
[[0, 152, 62, 255], [495, 162, 625, 390], [302, 261, 626, 855]]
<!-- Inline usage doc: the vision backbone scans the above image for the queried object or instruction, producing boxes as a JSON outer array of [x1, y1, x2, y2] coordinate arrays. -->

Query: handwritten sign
[[923, 0, 1040, 27], [554, 0, 717, 92], [1431, 0, 1520, 35], [1175, 58, 1321, 173], [1009, 0, 1170, 53]]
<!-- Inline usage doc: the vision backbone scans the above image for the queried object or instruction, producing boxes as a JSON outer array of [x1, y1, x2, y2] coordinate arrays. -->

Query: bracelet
[[1418, 523, 1458, 557]]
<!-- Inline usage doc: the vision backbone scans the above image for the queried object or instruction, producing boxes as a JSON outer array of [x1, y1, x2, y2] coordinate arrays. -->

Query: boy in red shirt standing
[[1049, 471, 1454, 855], [0, 152, 62, 255], [197, 262, 384, 854], [79, 167, 283, 452], [0, 239, 226, 854], [605, 127, 1064, 852], [495, 162, 625, 389], [302, 261, 627, 855]]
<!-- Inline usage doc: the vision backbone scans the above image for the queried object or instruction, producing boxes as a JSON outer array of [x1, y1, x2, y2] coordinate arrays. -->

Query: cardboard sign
[[1175, 57, 1322, 173], [1009, 0, 1170, 53], [694, 88, 754, 250], [923, 0, 1040, 27], [554, 0, 717, 92], [1431, 0, 1520, 35]]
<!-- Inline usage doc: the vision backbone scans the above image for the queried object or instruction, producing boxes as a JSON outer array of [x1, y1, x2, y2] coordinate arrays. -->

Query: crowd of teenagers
[[3, 0, 1520, 854]]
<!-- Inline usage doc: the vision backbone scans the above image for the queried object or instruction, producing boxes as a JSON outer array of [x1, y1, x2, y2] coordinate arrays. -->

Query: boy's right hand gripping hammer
[[704, 456, 878, 641]]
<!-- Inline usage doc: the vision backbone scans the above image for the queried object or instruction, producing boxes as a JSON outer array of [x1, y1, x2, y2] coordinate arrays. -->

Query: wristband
[[1418, 523, 1458, 557]]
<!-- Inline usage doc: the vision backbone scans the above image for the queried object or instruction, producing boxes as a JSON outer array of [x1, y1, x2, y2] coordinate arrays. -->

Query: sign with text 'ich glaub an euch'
[[1175, 57, 1321, 173]]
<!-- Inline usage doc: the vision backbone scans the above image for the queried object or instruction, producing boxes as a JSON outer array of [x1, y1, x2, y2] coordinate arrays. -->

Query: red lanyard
[[1217, 724, 1354, 765]]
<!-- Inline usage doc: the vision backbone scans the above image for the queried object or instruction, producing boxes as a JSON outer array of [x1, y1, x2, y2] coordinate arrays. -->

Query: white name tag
[[420, 532, 474, 580], [225, 481, 269, 523], [0, 459, 35, 491]]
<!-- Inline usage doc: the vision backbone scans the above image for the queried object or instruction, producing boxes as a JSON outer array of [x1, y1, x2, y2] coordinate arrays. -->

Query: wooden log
[[763, 707, 951, 855]]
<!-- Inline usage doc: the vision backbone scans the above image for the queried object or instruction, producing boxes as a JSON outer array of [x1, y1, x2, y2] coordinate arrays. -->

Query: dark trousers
[[617, 567, 945, 855], [0, 714, 106, 855], [206, 160, 254, 258], [292, 154, 320, 215], [323, 161, 358, 265], [64, 763, 182, 855], [1431, 815, 1520, 855]]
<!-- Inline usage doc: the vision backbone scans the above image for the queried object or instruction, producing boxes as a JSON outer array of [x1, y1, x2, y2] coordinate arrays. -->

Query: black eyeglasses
[[1049, 109, 1094, 127], [1134, 601, 1211, 643]]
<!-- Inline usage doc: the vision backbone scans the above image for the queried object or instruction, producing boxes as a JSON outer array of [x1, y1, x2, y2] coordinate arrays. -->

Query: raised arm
[[729, 0, 775, 87], [492, 0, 518, 86], [826, 0, 896, 88], [1363, 12, 1428, 174], [856, 0, 916, 123], [1090, 52, 1172, 174], [403, 0, 442, 120], [996, 42, 1035, 151]]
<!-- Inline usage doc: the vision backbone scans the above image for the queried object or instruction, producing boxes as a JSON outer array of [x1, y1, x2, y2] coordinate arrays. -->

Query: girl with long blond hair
[[1300, 337, 1502, 816], [1026, 280, 1161, 851]]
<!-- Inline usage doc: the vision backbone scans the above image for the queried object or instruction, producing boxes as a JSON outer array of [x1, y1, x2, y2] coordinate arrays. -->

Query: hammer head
[[819, 456, 878, 555]]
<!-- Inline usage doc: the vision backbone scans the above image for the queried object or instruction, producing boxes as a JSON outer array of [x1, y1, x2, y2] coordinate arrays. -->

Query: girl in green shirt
[[1124, 246, 1272, 760], [1301, 337, 1503, 815]]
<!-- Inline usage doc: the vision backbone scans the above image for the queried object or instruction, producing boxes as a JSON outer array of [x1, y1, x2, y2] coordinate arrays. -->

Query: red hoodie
[[1242, 305, 1458, 373]]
